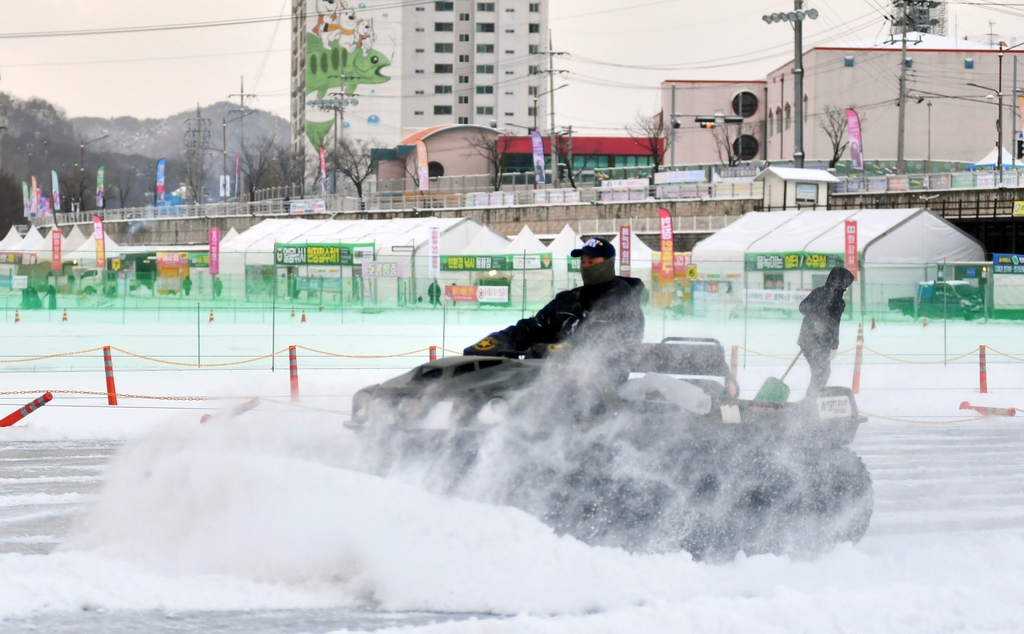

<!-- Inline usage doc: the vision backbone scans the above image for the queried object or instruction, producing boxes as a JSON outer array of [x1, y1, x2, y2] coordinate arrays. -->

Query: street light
[[763, 4, 818, 168], [80, 134, 109, 209], [532, 84, 567, 132]]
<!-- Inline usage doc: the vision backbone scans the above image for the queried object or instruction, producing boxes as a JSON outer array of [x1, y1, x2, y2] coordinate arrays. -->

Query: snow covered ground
[[1, 310, 1023, 632]]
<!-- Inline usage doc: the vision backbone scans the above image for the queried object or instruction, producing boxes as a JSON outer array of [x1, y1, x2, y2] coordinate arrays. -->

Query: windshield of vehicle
[[950, 284, 979, 299]]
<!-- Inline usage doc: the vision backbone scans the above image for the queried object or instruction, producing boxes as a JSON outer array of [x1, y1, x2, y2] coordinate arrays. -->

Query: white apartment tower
[[291, 0, 549, 157]]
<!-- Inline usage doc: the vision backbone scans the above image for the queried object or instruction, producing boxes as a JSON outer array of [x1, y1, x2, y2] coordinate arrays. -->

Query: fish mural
[[304, 0, 392, 150]]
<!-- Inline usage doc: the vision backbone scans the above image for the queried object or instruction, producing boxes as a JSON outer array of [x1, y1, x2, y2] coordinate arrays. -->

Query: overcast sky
[[2, 0, 1024, 134]]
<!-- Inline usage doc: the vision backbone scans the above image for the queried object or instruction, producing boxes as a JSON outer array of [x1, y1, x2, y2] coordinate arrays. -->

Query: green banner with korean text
[[442, 254, 553, 271], [274, 243, 375, 266], [744, 252, 846, 272]]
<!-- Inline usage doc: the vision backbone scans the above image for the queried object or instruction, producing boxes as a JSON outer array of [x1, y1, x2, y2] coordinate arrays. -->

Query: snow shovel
[[753, 352, 802, 403]]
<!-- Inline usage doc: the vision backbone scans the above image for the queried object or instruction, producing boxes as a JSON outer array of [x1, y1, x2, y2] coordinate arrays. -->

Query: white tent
[[14, 226, 45, 255], [611, 230, 656, 272], [62, 225, 90, 254], [971, 146, 1022, 169], [461, 225, 511, 255], [546, 225, 583, 289], [63, 232, 121, 266], [502, 225, 548, 254], [219, 227, 240, 246], [692, 209, 984, 308], [0, 227, 23, 250]]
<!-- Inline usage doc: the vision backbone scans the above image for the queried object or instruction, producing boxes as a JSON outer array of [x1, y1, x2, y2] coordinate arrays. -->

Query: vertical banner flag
[[209, 227, 221, 275], [658, 207, 675, 283], [93, 215, 106, 268], [845, 220, 859, 281], [30, 176, 38, 218], [530, 130, 546, 185], [619, 224, 632, 277], [22, 182, 29, 218], [428, 226, 441, 279], [319, 147, 327, 195], [416, 140, 430, 192], [156, 159, 166, 202], [234, 153, 240, 198], [95, 165, 105, 208], [51, 170, 61, 212], [51, 227, 62, 272], [219, 175, 231, 198], [845, 108, 864, 171]]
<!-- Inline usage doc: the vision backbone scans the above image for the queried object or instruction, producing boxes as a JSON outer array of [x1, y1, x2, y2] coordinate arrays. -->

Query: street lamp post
[[80, 134, 109, 209], [762, 3, 818, 169]]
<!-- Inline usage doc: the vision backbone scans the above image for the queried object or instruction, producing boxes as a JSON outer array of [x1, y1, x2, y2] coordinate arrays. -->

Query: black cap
[[571, 237, 616, 259]]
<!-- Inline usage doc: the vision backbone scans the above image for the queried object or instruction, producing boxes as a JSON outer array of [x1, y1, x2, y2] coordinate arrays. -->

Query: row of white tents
[[0, 225, 120, 268]]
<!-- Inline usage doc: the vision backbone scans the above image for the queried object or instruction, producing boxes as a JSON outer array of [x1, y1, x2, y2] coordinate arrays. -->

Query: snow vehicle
[[348, 337, 873, 562]]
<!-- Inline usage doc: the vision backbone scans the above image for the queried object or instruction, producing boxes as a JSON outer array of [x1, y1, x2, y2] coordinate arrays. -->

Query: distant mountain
[[70, 102, 290, 162]]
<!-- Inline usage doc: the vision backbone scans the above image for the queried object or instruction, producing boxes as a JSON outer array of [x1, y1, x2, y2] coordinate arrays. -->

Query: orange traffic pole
[[979, 345, 988, 394], [289, 345, 299, 402], [0, 393, 53, 428], [103, 346, 118, 405], [429, 345, 437, 361], [852, 323, 864, 395]]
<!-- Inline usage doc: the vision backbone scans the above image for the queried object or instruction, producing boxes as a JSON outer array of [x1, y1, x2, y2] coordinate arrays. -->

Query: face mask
[[581, 257, 616, 286]]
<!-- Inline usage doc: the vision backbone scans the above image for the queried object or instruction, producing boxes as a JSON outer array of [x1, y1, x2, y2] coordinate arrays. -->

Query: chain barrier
[[0, 347, 105, 364], [294, 344, 433, 360], [984, 347, 1024, 363], [859, 409, 990, 425]]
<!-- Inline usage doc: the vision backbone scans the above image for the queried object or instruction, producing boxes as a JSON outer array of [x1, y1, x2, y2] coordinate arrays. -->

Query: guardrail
[[833, 170, 1024, 195]]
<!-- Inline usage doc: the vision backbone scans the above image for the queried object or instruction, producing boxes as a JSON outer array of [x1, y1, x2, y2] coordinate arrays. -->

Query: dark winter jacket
[[797, 267, 854, 351], [466, 276, 646, 357]]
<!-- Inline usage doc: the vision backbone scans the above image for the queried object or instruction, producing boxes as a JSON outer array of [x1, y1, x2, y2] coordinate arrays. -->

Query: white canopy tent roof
[[14, 226, 45, 254], [62, 225, 89, 254], [610, 230, 656, 269], [693, 209, 983, 266], [970, 146, 1022, 169], [546, 225, 582, 260], [62, 232, 121, 264], [219, 227, 240, 246], [0, 227, 23, 250], [460, 225, 511, 254], [502, 225, 548, 254]]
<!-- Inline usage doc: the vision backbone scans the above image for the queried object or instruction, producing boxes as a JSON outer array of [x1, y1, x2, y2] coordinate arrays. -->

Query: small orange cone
[[923, 316, 928, 327], [290, 307, 295, 318], [209, 309, 215, 323], [301, 310, 307, 323], [14, 310, 19, 324], [871, 317, 876, 330], [61, 309, 68, 323]]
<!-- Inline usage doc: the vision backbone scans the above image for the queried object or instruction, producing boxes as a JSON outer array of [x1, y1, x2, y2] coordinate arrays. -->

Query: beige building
[[663, 33, 1024, 168]]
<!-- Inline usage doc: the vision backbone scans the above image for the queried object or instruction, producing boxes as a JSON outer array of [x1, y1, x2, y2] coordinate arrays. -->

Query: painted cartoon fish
[[306, 33, 390, 99]]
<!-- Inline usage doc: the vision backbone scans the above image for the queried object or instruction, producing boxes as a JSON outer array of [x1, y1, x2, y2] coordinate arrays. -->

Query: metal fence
[[833, 170, 1024, 194]]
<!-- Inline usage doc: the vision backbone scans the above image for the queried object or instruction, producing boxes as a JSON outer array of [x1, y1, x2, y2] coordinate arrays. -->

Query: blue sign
[[966, 267, 976, 278], [993, 253, 1024, 274]]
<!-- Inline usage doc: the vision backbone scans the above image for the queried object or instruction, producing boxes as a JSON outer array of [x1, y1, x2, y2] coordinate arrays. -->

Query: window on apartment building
[[435, 64, 453, 73], [435, 85, 453, 93], [965, 58, 975, 69], [415, 27, 425, 32], [529, 23, 540, 33], [528, 86, 538, 96], [459, 54, 470, 62], [505, 91, 513, 95], [477, 23, 495, 32], [459, 13, 470, 21], [435, 22, 453, 31], [784, 105, 791, 130], [529, 44, 540, 54], [506, 7, 515, 12], [505, 28, 515, 33], [477, 44, 494, 53], [459, 33, 470, 42], [504, 112, 514, 117], [528, 107, 536, 117], [415, 69, 425, 74], [844, 56, 854, 67], [477, 106, 494, 115], [477, 2, 495, 10], [459, 75, 470, 83], [529, 65, 540, 75], [477, 64, 494, 73], [458, 95, 470, 104], [435, 1, 453, 10], [415, 90, 425, 95], [415, 111, 425, 115], [476, 85, 494, 94], [458, 116, 470, 124], [529, 3, 541, 12], [435, 105, 453, 115], [504, 49, 514, 55], [435, 43, 453, 53], [416, 6, 425, 10]]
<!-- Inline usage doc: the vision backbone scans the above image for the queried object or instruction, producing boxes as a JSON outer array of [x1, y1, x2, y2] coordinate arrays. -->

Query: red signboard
[[209, 227, 220, 275], [50, 229, 61, 271], [92, 215, 105, 268], [445, 285, 480, 302], [658, 208, 674, 282], [844, 220, 858, 280], [619, 224, 631, 277]]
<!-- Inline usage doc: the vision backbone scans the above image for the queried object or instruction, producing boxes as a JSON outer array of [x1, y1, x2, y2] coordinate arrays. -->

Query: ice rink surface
[[1, 309, 1023, 633]]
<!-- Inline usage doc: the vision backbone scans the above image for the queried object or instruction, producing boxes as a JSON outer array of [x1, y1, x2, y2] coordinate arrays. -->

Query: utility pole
[[229, 76, 257, 196], [0, 105, 7, 174], [670, 84, 677, 168], [999, 41, 1005, 173], [548, 30, 557, 187], [185, 105, 212, 203], [1015, 56, 1019, 167]]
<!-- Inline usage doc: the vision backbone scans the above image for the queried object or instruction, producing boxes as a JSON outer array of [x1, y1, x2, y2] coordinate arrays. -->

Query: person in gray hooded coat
[[797, 266, 855, 396]]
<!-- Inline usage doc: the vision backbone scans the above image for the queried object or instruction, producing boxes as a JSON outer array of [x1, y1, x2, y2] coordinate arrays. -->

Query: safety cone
[[14, 310, 19, 324], [923, 316, 928, 327], [301, 310, 307, 323], [209, 309, 215, 323], [290, 307, 295, 318], [871, 317, 876, 330], [61, 309, 68, 323]]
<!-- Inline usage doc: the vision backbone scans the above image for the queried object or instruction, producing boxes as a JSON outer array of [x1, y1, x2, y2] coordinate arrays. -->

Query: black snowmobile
[[348, 337, 873, 562]]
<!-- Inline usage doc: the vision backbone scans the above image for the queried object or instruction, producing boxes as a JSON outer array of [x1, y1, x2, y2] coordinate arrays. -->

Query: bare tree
[[626, 112, 668, 174], [111, 170, 135, 208], [181, 145, 209, 204], [552, 132, 601, 189], [819, 105, 849, 168], [239, 135, 277, 199], [269, 142, 305, 190], [466, 132, 510, 191], [327, 139, 380, 199]]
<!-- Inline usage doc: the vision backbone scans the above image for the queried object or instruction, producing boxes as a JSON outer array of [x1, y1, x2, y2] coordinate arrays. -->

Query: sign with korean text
[[746, 289, 812, 307], [51, 228, 62, 272], [156, 252, 185, 267], [844, 220, 858, 280], [289, 199, 327, 215], [428, 226, 440, 279], [92, 215, 105, 268], [362, 261, 404, 278], [993, 253, 1024, 274], [274, 243, 374, 266], [619, 224, 631, 277], [319, 147, 327, 195], [416, 140, 430, 192], [1014, 201, 1024, 217], [652, 252, 692, 278], [745, 252, 845, 271], [445, 285, 510, 303], [658, 208, 674, 282], [209, 227, 220, 275], [443, 254, 552, 271]]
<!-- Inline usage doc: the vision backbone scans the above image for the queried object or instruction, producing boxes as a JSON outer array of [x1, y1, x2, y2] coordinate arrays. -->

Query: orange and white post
[[0, 393, 53, 428], [852, 323, 864, 395], [289, 345, 299, 402], [979, 345, 988, 394], [103, 346, 118, 405]]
